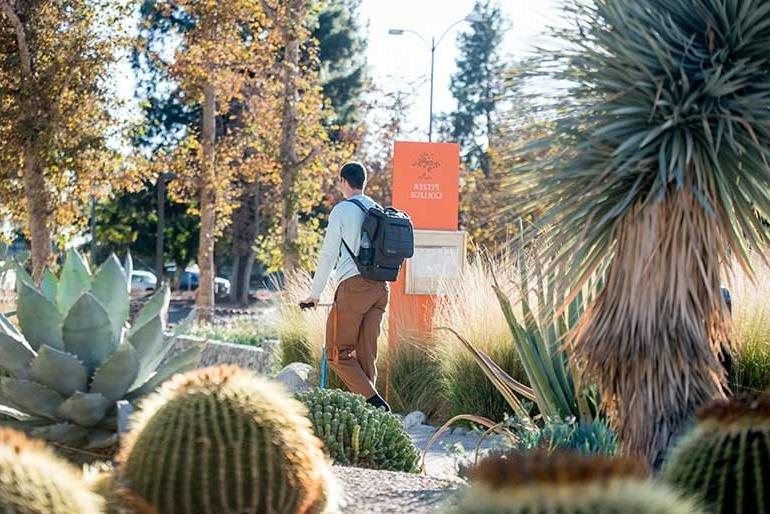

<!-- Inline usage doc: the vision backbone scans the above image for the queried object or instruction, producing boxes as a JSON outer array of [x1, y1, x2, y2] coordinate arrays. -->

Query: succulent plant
[[0, 427, 105, 513], [515, 417, 619, 456], [0, 249, 201, 450], [117, 365, 335, 514], [662, 393, 770, 514], [87, 466, 157, 514], [449, 451, 704, 514], [296, 388, 420, 473]]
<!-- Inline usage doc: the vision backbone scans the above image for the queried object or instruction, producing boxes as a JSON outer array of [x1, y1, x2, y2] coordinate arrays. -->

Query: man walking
[[302, 162, 390, 410]]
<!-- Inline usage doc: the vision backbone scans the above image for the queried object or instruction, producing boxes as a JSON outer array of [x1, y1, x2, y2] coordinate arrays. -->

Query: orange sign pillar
[[389, 141, 460, 346]]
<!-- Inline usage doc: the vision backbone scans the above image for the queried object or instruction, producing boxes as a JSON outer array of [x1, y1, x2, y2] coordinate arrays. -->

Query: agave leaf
[[85, 430, 118, 449], [130, 308, 196, 390], [31, 423, 89, 445], [0, 333, 35, 378], [57, 392, 110, 427], [128, 316, 164, 385], [90, 342, 139, 402], [0, 312, 21, 339], [57, 249, 93, 316], [128, 345, 201, 400], [91, 254, 129, 336], [40, 269, 58, 303], [62, 292, 117, 373], [16, 279, 63, 351], [13, 263, 34, 288], [0, 404, 35, 421], [123, 252, 133, 294], [0, 378, 64, 419], [130, 285, 169, 337], [29, 346, 87, 396]]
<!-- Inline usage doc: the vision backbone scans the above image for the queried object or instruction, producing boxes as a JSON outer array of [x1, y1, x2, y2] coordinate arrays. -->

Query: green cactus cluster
[[117, 365, 335, 514], [0, 250, 201, 450], [0, 427, 105, 513], [449, 451, 704, 514], [295, 388, 420, 473], [662, 393, 770, 514]]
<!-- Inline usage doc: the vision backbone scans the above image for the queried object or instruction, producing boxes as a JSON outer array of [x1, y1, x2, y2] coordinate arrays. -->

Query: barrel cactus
[[296, 388, 420, 473], [449, 451, 704, 514], [0, 427, 104, 513], [662, 393, 770, 514], [0, 250, 201, 450], [117, 365, 335, 514]]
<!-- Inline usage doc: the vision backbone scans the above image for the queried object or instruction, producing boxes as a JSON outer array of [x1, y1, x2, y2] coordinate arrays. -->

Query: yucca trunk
[[571, 189, 729, 466]]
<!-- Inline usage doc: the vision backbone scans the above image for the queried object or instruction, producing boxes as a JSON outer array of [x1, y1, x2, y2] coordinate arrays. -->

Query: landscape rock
[[403, 411, 427, 430], [274, 362, 316, 393], [164, 335, 278, 374]]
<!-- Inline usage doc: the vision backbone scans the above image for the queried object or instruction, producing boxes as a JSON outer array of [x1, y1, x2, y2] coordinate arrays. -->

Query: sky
[[358, 0, 561, 138], [111, 0, 562, 140]]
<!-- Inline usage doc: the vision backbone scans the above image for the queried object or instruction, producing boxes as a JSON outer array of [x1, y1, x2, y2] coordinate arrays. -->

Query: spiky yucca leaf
[[507, 0, 770, 465], [0, 250, 201, 452]]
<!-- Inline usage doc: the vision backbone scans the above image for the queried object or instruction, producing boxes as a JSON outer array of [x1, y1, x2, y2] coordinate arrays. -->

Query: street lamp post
[[389, 14, 482, 142]]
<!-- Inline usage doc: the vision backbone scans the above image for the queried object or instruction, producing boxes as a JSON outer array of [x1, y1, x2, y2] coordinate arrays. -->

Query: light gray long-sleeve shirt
[[310, 194, 377, 298]]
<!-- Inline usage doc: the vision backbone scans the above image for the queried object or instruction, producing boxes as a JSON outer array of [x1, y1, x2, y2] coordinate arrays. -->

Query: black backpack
[[341, 198, 414, 282]]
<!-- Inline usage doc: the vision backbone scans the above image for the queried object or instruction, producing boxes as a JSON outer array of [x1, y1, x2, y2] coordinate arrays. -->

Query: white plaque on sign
[[405, 230, 467, 295]]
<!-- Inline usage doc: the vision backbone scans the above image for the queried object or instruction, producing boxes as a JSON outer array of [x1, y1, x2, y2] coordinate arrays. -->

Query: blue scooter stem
[[299, 302, 333, 389]]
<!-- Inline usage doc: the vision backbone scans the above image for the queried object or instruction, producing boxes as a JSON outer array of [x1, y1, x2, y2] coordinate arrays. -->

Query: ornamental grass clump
[[0, 250, 200, 451], [117, 366, 335, 514], [450, 451, 704, 514], [663, 393, 770, 514], [296, 388, 420, 473]]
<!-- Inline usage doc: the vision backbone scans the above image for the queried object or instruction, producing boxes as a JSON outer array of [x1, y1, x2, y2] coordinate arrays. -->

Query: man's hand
[[299, 296, 320, 310]]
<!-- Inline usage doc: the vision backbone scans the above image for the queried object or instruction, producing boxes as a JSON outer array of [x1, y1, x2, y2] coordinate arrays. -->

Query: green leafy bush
[[189, 316, 274, 347], [296, 388, 420, 473], [515, 417, 618, 456]]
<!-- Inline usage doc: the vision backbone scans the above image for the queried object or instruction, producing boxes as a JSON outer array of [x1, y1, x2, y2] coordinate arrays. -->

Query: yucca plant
[[0, 249, 201, 451], [507, 0, 770, 464]]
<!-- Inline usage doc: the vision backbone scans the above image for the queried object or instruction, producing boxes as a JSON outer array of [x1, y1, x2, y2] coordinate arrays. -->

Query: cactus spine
[[663, 393, 770, 514], [296, 388, 420, 473], [449, 451, 705, 514], [117, 366, 335, 514], [0, 428, 104, 513]]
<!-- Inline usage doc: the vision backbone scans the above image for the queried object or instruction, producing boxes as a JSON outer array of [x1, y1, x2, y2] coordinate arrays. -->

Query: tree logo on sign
[[412, 152, 441, 180]]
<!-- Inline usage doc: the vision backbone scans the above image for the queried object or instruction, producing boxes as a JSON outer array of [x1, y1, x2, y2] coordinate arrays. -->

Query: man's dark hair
[[340, 162, 367, 190]]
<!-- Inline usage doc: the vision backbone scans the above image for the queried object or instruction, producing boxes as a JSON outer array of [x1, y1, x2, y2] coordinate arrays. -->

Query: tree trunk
[[277, 5, 303, 272], [196, 80, 217, 323], [240, 249, 256, 305], [23, 150, 52, 281], [570, 189, 728, 467], [155, 175, 167, 285], [3, 1, 53, 281], [228, 253, 240, 304], [229, 177, 261, 305]]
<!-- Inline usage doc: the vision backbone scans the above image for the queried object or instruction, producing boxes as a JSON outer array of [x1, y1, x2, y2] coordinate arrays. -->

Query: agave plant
[[0, 249, 201, 450], [507, 0, 770, 464]]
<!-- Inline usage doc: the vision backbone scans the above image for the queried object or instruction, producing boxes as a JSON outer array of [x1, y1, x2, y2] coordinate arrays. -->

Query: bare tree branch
[[259, 0, 277, 20], [294, 145, 320, 169]]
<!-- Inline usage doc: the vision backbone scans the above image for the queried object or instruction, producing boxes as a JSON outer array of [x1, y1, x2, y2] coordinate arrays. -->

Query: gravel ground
[[333, 466, 463, 514]]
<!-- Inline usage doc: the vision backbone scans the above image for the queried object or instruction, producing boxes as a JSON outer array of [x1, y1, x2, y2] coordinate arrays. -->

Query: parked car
[[130, 270, 157, 295], [179, 271, 231, 297]]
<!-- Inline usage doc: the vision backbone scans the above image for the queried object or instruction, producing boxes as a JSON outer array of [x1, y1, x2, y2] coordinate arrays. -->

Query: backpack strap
[[345, 198, 369, 213], [340, 237, 356, 260]]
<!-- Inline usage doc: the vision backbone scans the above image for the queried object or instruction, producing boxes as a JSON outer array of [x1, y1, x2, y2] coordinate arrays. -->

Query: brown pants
[[326, 276, 388, 399]]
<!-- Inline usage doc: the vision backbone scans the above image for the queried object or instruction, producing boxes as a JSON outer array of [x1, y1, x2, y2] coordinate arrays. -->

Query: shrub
[[189, 316, 274, 347], [515, 417, 618, 456], [433, 253, 530, 422], [0, 428, 104, 513], [296, 388, 420, 473], [662, 393, 770, 514], [117, 366, 335, 514], [450, 451, 703, 514]]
